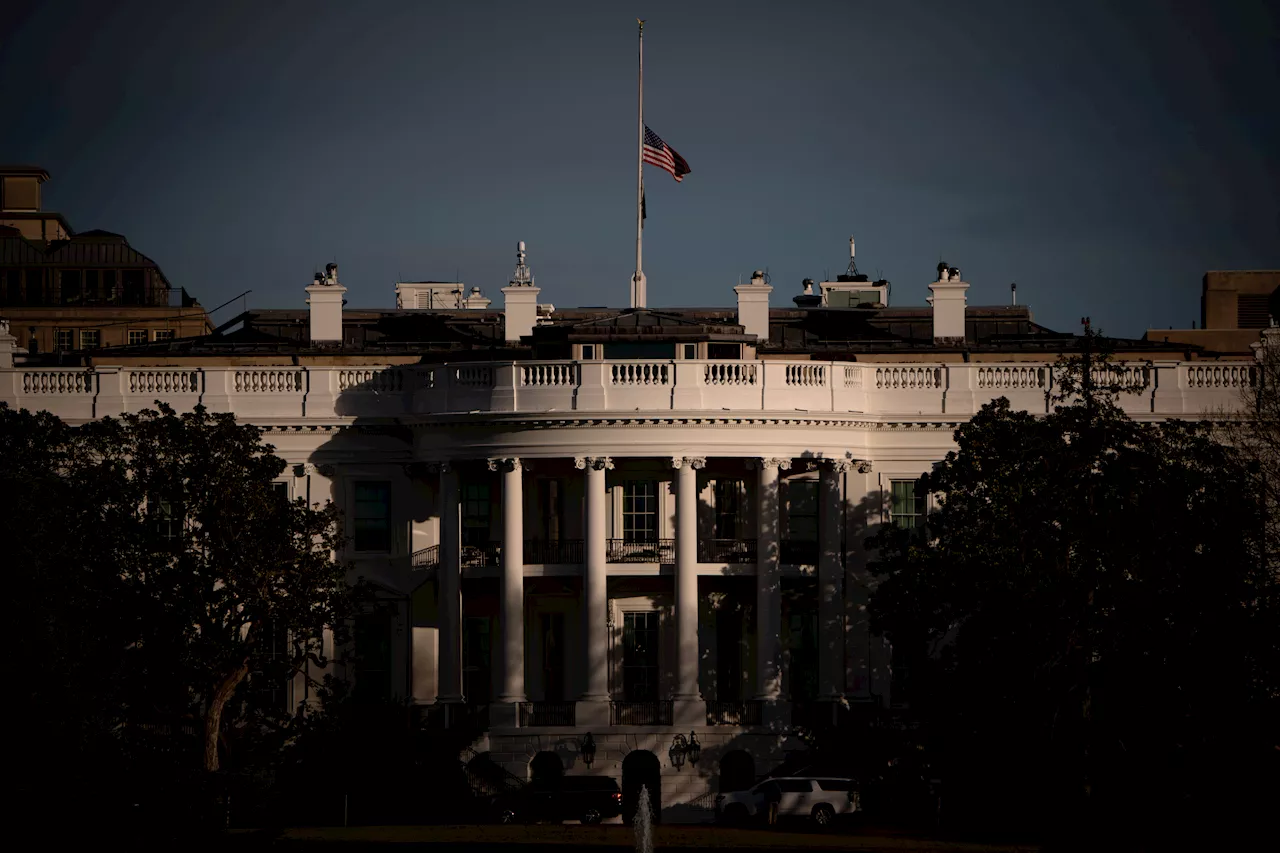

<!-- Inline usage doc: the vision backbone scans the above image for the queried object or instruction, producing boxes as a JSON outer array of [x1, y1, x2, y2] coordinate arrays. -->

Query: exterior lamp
[[580, 732, 596, 768], [687, 731, 701, 766], [669, 734, 688, 770]]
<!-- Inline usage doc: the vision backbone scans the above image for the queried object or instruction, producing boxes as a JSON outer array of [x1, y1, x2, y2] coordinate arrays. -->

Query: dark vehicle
[[492, 776, 624, 825]]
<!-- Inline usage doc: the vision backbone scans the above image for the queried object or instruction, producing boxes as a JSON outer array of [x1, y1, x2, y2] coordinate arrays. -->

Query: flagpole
[[632, 19, 646, 309]]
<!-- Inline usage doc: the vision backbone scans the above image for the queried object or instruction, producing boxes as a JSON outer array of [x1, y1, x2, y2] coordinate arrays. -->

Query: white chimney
[[305, 263, 347, 344], [502, 241, 540, 342], [927, 261, 969, 345], [735, 269, 772, 341]]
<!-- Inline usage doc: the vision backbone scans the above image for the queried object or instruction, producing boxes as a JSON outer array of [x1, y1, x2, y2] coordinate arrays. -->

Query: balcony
[[705, 700, 763, 726], [411, 544, 440, 571], [610, 700, 673, 726], [519, 701, 577, 727], [524, 539, 584, 564], [699, 538, 757, 564], [780, 539, 819, 565], [607, 539, 674, 564]]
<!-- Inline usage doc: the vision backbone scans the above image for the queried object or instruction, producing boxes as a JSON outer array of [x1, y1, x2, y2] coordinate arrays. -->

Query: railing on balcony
[[607, 539, 674, 564], [519, 701, 577, 727], [524, 539, 584, 564], [411, 544, 440, 571], [699, 538, 757, 563], [706, 700, 763, 726], [611, 700, 673, 726], [779, 539, 819, 565], [462, 542, 500, 568], [418, 702, 490, 731]]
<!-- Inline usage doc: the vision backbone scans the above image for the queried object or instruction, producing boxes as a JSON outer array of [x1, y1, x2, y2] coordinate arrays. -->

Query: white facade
[[0, 347, 1257, 818]]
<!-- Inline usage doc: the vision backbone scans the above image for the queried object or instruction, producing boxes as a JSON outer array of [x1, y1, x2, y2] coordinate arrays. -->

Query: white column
[[577, 456, 612, 705], [672, 456, 705, 713], [844, 460, 876, 699], [819, 459, 851, 698], [436, 463, 463, 703], [753, 457, 789, 703], [495, 458, 526, 705]]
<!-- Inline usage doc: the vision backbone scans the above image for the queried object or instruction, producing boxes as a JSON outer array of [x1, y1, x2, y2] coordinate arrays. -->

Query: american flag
[[643, 126, 691, 182]]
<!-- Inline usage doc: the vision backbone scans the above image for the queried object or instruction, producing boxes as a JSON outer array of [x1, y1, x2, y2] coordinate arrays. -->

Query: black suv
[[492, 776, 624, 825]]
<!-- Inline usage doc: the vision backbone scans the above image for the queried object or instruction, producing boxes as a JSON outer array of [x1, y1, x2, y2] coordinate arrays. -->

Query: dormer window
[[680, 343, 698, 360], [580, 344, 598, 360]]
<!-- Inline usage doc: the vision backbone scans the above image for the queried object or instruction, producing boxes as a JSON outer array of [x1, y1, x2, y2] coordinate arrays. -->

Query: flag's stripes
[[643, 126, 690, 183]]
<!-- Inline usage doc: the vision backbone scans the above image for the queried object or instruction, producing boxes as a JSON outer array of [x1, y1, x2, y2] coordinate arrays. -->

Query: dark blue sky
[[3, 0, 1276, 336]]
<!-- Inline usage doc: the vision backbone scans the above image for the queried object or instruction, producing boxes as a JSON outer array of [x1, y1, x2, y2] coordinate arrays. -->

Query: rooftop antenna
[[511, 240, 534, 286], [1011, 282, 1017, 305], [846, 235, 858, 277]]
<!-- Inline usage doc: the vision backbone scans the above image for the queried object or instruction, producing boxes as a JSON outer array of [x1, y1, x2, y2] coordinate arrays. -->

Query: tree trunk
[[204, 660, 251, 773]]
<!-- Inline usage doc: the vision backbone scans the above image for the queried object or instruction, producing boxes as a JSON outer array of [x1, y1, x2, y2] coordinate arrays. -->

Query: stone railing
[[0, 358, 1256, 422]]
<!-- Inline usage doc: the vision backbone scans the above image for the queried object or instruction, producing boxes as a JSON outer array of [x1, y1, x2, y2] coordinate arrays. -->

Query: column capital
[[671, 456, 707, 470], [487, 457, 521, 472], [748, 456, 792, 472], [856, 459, 874, 474], [575, 456, 614, 471], [822, 457, 857, 474], [424, 461, 452, 475]]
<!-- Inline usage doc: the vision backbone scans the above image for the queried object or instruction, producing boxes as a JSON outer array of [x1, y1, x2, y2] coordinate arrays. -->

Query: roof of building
[[0, 165, 51, 181], [0, 227, 172, 288]]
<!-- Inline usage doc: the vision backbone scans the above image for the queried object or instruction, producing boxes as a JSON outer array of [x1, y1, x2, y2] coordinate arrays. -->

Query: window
[[122, 269, 145, 305], [249, 620, 290, 712], [83, 270, 100, 303], [461, 483, 491, 548], [353, 481, 391, 551], [783, 479, 818, 541], [154, 329, 175, 342], [2, 269, 23, 304], [101, 270, 118, 302], [55, 329, 73, 351], [680, 343, 697, 359], [463, 615, 492, 703], [273, 482, 289, 503], [622, 480, 658, 542], [60, 270, 82, 305], [539, 479, 564, 541], [816, 779, 857, 792], [622, 611, 659, 702], [714, 479, 746, 539], [707, 342, 741, 359], [79, 329, 100, 349], [890, 480, 926, 529], [580, 344, 597, 360], [128, 330, 148, 346], [154, 497, 184, 540], [540, 613, 565, 701], [775, 779, 814, 793], [353, 613, 392, 703], [787, 609, 819, 700]]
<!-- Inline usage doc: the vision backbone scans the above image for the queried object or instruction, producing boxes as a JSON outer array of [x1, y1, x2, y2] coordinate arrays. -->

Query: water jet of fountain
[[634, 784, 654, 853]]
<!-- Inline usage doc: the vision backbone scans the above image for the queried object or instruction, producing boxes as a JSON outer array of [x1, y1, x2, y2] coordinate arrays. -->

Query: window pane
[[623, 480, 658, 542], [462, 483, 491, 547], [890, 480, 924, 529], [154, 329, 175, 342], [128, 329, 148, 345], [353, 481, 391, 551], [79, 329, 100, 349], [776, 780, 813, 793], [784, 479, 818, 540], [623, 611, 659, 701]]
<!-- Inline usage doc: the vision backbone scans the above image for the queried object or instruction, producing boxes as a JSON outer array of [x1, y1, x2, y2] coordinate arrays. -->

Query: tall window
[[249, 620, 290, 712], [540, 613, 565, 701], [783, 479, 818, 540], [461, 483, 491, 547], [539, 479, 564, 541], [79, 329, 100, 350], [463, 615, 492, 703], [153, 497, 184, 540], [622, 611, 659, 702], [353, 613, 392, 703], [713, 479, 746, 539], [890, 480, 926, 529], [353, 482, 391, 551], [60, 270, 82, 305], [623, 480, 658, 542], [55, 329, 73, 351], [787, 610, 818, 700]]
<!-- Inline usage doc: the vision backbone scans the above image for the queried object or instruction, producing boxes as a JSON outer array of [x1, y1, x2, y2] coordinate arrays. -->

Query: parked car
[[716, 776, 860, 827], [492, 776, 624, 825]]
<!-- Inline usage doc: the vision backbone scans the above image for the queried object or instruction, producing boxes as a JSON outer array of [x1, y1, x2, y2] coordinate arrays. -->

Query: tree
[[867, 326, 1278, 837], [3, 402, 358, 777]]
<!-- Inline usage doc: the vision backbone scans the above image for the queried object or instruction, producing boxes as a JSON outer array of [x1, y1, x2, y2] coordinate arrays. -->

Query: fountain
[[634, 785, 654, 853]]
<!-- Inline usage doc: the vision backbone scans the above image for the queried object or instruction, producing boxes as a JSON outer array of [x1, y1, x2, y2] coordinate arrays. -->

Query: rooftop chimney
[[305, 263, 347, 344], [735, 270, 772, 340], [927, 261, 968, 346], [502, 241, 540, 342]]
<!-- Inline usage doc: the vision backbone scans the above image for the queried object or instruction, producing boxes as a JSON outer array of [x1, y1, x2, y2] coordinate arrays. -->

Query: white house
[[0, 245, 1268, 821]]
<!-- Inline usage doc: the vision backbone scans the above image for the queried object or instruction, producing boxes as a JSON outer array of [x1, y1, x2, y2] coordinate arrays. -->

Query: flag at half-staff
[[643, 126, 691, 182]]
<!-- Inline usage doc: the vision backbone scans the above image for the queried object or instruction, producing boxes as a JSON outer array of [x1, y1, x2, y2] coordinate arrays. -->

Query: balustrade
[[785, 363, 826, 386], [520, 363, 577, 387], [607, 538, 674, 564], [523, 539, 584, 564], [610, 700, 673, 726], [1186, 364, 1256, 389], [699, 538, 757, 563], [706, 700, 763, 726], [22, 370, 93, 394], [611, 362, 670, 385], [518, 701, 576, 727], [875, 366, 941, 390], [455, 366, 494, 387], [234, 369, 303, 393], [704, 362, 757, 386], [128, 369, 200, 395], [977, 366, 1046, 390]]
